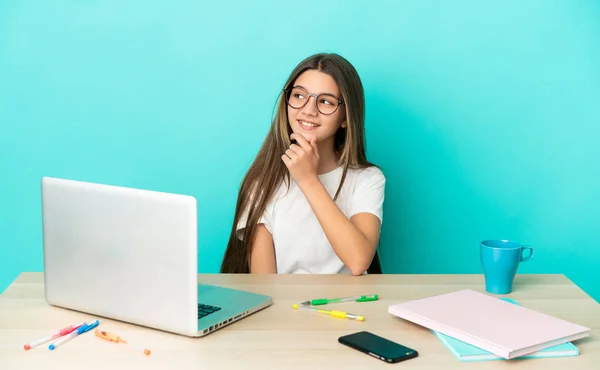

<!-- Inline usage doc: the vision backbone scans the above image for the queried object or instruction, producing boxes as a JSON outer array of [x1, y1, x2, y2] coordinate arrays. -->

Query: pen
[[23, 321, 85, 350], [301, 294, 378, 306], [49, 320, 99, 350], [94, 329, 151, 355], [293, 303, 364, 321]]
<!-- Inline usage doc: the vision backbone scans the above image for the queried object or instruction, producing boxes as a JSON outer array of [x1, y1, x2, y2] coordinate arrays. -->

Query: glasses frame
[[284, 86, 344, 115]]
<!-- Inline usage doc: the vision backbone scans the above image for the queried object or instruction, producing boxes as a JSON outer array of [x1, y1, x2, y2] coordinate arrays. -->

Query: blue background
[[1, 1, 598, 301]]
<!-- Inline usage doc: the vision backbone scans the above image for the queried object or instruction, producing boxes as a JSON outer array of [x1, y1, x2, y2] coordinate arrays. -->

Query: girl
[[220, 53, 386, 275]]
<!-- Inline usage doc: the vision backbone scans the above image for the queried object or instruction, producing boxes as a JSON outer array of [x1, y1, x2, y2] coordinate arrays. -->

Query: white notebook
[[388, 289, 590, 359]]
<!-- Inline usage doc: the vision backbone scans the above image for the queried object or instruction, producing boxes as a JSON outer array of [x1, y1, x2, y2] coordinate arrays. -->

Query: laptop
[[41, 176, 273, 337]]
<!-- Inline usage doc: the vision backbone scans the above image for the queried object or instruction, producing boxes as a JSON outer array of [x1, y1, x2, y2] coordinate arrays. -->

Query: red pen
[[23, 321, 85, 350]]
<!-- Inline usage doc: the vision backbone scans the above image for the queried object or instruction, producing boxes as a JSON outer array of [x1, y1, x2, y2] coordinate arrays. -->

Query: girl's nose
[[300, 96, 318, 116]]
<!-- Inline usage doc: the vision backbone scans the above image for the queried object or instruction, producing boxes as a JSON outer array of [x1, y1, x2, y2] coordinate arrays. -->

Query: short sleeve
[[236, 202, 273, 240], [348, 167, 386, 223]]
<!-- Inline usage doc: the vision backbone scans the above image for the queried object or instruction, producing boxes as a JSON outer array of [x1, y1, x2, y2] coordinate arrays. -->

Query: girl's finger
[[285, 149, 298, 160], [290, 133, 313, 153], [288, 144, 304, 156]]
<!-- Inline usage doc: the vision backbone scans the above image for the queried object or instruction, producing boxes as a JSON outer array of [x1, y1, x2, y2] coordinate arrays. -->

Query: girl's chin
[[290, 130, 318, 143]]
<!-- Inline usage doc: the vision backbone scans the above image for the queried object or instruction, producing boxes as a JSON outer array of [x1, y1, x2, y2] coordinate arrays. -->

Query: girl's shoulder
[[317, 165, 385, 197], [346, 165, 386, 183]]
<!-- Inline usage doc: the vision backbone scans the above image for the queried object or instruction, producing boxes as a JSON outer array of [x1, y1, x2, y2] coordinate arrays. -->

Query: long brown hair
[[220, 53, 376, 273]]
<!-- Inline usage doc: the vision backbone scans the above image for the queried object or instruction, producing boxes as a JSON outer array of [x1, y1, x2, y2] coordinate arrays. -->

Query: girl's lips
[[298, 120, 320, 130]]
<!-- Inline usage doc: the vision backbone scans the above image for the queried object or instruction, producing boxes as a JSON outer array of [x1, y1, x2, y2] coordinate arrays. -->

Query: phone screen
[[339, 331, 418, 363]]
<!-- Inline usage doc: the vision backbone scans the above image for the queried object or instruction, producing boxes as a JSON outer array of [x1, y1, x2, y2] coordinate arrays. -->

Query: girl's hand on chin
[[282, 133, 319, 187]]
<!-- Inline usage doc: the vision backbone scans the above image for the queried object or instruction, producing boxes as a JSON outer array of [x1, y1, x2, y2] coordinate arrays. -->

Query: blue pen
[[49, 320, 99, 350]]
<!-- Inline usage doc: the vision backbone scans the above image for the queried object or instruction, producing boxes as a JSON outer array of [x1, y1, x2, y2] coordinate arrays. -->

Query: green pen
[[301, 294, 379, 306]]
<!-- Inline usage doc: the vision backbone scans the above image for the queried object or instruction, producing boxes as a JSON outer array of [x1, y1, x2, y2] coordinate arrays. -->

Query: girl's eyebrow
[[293, 85, 339, 97]]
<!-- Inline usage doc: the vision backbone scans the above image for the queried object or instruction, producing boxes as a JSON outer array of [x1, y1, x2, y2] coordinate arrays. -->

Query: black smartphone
[[338, 331, 418, 364]]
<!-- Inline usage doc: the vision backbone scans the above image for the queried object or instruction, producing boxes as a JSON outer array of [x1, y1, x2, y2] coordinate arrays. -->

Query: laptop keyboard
[[198, 304, 222, 319]]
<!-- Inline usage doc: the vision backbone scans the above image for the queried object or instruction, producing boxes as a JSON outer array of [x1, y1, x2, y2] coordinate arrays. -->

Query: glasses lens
[[286, 87, 341, 115], [287, 87, 308, 109], [316, 94, 339, 115]]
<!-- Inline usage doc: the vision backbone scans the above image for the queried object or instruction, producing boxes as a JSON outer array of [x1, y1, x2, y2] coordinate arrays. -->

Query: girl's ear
[[341, 119, 347, 128]]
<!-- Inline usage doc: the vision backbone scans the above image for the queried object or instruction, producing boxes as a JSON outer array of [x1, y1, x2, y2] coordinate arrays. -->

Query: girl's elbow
[[350, 268, 366, 276], [348, 249, 377, 276], [348, 260, 370, 276]]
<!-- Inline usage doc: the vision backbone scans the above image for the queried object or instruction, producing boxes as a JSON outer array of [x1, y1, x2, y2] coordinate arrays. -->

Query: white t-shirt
[[237, 165, 386, 274]]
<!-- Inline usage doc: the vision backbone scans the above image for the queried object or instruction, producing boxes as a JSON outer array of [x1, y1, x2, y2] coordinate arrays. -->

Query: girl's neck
[[317, 139, 340, 174]]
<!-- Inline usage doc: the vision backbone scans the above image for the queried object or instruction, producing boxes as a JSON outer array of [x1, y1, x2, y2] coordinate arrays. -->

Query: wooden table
[[1, 273, 598, 369]]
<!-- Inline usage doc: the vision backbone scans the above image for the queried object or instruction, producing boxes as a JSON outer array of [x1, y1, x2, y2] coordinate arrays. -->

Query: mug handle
[[520, 246, 535, 262]]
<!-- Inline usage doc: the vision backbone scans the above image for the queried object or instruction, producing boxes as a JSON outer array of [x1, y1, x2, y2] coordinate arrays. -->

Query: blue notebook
[[432, 298, 579, 362]]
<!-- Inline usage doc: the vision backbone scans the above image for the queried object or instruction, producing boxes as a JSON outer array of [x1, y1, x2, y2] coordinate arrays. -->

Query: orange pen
[[95, 329, 151, 355]]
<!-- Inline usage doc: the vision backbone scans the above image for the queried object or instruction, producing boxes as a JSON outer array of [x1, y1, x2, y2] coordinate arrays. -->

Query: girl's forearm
[[298, 178, 375, 275]]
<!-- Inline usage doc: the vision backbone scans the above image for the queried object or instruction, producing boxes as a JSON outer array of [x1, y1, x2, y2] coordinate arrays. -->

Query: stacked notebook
[[432, 298, 579, 361], [388, 289, 590, 361]]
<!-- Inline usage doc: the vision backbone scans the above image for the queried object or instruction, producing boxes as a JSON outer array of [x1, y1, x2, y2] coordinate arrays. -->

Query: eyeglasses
[[284, 86, 344, 115]]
